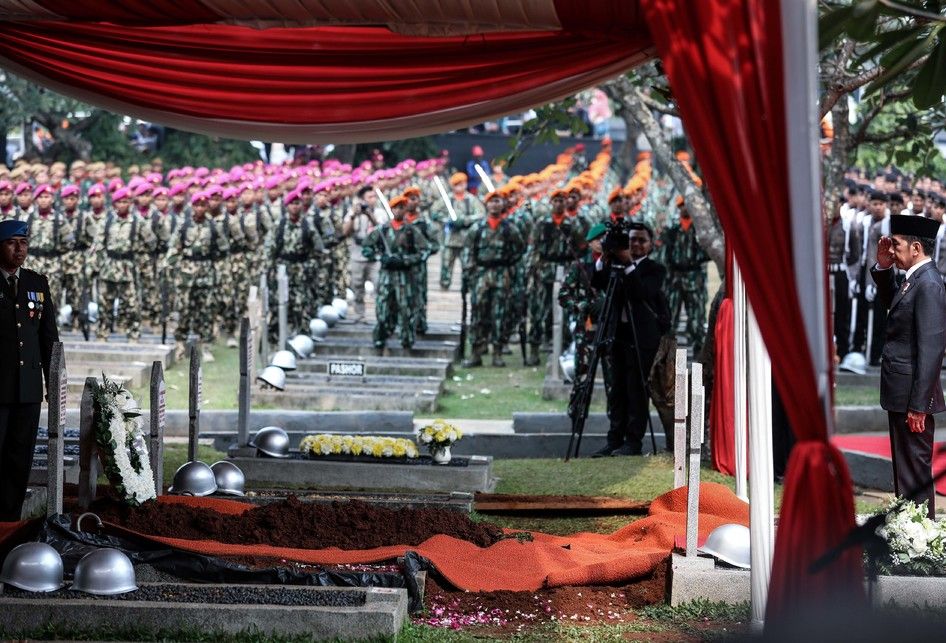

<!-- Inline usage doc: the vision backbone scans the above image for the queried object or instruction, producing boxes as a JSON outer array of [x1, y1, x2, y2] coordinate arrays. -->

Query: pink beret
[[194, 167, 210, 178], [32, 184, 52, 199], [87, 183, 105, 197], [205, 184, 223, 197], [240, 182, 255, 193], [132, 182, 152, 197], [108, 178, 124, 193], [167, 169, 181, 180], [283, 187, 303, 205], [112, 187, 132, 201], [0, 180, 12, 192], [59, 184, 80, 198], [191, 191, 209, 204], [147, 172, 163, 184], [127, 176, 147, 190], [222, 187, 240, 200], [242, 163, 254, 171], [264, 176, 282, 190], [14, 181, 32, 195], [168, 183, 189, 197], [152, 186, 169, 198]]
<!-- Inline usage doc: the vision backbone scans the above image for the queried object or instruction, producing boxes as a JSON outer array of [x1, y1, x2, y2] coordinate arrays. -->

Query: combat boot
[[491, 346, 506, 368], [174, 341, 186, 361], [524, 344, 541, 367], [462, 351, 483, 368]]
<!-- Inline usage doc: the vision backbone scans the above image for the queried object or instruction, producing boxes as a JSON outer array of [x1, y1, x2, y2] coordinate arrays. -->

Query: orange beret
[[676, 195, 685, 207], [449, 172, 467, 186], [636, 151, 652, 161], [550, 188, 569, 200], [675, 150, 691, 162], [389, 195, 409, 209], [402, 186, 421, 197], [608, 188, 624, 204], [484, 190, 504, 203]]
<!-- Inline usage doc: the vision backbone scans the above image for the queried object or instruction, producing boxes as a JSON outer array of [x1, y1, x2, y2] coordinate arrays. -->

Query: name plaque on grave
[[328, 361, 366, 377]]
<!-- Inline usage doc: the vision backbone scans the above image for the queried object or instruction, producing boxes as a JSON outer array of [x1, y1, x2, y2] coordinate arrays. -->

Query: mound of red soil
[[94, 496, 505, 550]]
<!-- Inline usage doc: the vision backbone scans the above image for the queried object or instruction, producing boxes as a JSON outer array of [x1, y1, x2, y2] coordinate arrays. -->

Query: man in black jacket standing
[[0, 219, 58, 521], [871, 214, 946, 518], [591, 222, 669, 457]]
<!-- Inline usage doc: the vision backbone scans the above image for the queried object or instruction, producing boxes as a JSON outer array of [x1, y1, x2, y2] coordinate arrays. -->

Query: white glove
[[865, 284, 876, 303], [848, 279, 860, 299]]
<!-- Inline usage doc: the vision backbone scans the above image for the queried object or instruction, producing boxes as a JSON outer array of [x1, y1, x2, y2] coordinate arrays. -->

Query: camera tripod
[[565, 265, 659, 460]]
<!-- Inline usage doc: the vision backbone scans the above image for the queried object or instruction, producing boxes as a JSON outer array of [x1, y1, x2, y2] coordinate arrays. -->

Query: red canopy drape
[[640, 0, 864, 621], [711, 298, 736, 476], [0, 20, 652, 143]]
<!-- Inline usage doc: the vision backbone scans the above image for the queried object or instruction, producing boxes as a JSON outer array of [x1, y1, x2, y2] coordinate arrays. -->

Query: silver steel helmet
[[58, 304, 74, 327], [364, 280, 374, 295], [559, 354, 576, 383], [317, 304, 339, 328], [168, 460, 218, 496], [309, 318, 329, 342], [331, 297, 348, 319], [86, 301, 99, 324], [210, 460, 246, 496], [249, 426, 291, 458], [271, 349, 298, 370], [71, 548, 138, 596], [698, 523, 751, 569], [287, 335, 314, 359], [838, 351, 868, 376], [257, 366, 286, 391], [0, 542, 64, 592]]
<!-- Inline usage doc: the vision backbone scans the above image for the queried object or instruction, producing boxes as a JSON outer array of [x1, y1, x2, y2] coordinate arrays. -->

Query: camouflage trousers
[[268, 263, 309, 344], [320, 255, 336, 305], [502, 262, 527, 343], [97, 279, 141, 340], [527, 277, 556, 347], [176, 284, 217, 344], [333, 243, 351, 297], [137, 255, 160, 327], [573, 325, 613, 395], [439, 245, 463, 289], [303, 260, 323, 320], [373, 269, 416, 348], [230, 252, 252, 325], [26, 256, 63, 307], [667, 270, 707, 356], [216, 256, 240, 337], [470, 268, 511, 356], [413, 261, 429, 333]]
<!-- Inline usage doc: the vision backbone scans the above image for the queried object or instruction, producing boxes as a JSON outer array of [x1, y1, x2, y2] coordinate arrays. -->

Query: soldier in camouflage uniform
[[404, 186, 439, 334], [500, 184, 534, 355], [305, 184, 337, 310], [91, 187, 157, 342], [166, 191, 230, 361], [266, 188, 324, 343], [218, 187, 247, 347], [24, 185, 74, 304], [657, 201, 711, 356], [327, 187, 351, 299], [434, 173, 484, 289], [0, 180, 15, 220], [362, 196, 429, 349], [58, 185, 91, 326], [525, 188, 585, 365], [461, 191, 525, 367], [236, 183, 272, 300], [14, 182, 34, 221], [564, 184, 592, 238]]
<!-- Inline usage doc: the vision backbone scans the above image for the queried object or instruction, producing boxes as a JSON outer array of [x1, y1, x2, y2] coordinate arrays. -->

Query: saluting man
[[0, 219, 59, 520]]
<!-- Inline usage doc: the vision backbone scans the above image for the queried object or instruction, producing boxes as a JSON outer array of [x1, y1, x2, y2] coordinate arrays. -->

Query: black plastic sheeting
[[37, 514, 433, 612]]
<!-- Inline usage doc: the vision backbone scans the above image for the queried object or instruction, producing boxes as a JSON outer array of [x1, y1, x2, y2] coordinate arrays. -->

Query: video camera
[[601, 222, 630, 255]]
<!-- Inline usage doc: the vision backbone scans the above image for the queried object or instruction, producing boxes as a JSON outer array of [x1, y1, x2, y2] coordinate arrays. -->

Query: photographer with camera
[[343, 185, 384, 322], [590, 222, 670, 457]]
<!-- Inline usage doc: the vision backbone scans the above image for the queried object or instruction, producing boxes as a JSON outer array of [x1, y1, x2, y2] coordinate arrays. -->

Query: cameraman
[[343, 186, 384, 322], [591, 222, 670, 457]]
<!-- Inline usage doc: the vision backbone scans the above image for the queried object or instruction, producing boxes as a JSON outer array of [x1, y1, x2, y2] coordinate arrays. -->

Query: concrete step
[[312, 338, 459, 360], [62, 341, 175, 366], [297, 356, 452, 378], [285, 371, 445, 392], [68, 363, 151, 388], [836, 367, 946, 388], [255, 388, 438, 412], [328, 323, 460, 343]]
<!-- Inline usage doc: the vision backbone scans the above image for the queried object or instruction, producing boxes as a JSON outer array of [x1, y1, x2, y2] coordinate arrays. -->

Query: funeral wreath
[[91, 375, 157, 506]]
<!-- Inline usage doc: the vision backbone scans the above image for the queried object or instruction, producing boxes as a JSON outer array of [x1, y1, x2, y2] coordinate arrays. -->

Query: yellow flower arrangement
[[299, 434, 419, 460], [417, 419, 463, 455]]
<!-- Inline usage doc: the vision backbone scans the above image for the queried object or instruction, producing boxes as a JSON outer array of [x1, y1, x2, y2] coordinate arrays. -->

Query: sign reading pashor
[[328, 361, 366, 377]]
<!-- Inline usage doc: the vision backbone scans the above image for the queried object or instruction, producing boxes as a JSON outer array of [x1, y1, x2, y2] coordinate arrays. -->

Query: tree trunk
[[821, 98, 854, 219], [615, 79, 726, 272]]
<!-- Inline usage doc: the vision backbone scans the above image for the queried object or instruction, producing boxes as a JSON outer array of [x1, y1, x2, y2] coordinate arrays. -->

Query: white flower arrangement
[[91, 376, 157, 506], [299, 434, 419, 459], [872, 498, 946, 576], [417, 419, 463, 455]]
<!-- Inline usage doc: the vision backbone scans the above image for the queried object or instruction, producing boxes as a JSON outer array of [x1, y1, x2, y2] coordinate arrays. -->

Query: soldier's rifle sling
[[373, 187, 395, 257], [433, 176, 458, 222]]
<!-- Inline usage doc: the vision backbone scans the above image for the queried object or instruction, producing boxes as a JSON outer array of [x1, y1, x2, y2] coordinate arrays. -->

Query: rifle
[[373, 188, 395, 257], [77, 273, 91, 342], [160, 269, 170, 345]]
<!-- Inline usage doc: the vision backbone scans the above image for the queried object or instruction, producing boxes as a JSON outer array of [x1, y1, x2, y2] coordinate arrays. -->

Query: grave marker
[[46, 342, 66, 516], [77, 377, 98, 510], [149, 361, 166, 494], [550, 266, 564, 380], [276, 265, 289, 352], [188, 345, 202, 462], [260, 274, 270, 362], [686, 362, 704, 557], [673, 349, 688, 489], [238, 317, 253, 447]]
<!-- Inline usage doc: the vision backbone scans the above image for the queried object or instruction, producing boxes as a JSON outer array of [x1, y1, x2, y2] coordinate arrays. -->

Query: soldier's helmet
[[271, 350, 298, 370], [286, 335, 314, 358], [698, 524, 751, 569], [318, 305, 339, 328], [309, 318, 329, 342], [838, 352, 867, 376], [257, 365, 286, 390], [249, 426, 291, 458]]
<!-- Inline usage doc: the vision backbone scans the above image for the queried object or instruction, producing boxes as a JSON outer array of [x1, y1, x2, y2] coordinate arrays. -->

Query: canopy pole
[[733, 259, 748, 500], [747, 302, 775, 628]]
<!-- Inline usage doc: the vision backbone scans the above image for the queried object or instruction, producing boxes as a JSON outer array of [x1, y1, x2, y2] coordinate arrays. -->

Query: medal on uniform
[[27, 301, 34, 309], [38, 292, 43, 303]]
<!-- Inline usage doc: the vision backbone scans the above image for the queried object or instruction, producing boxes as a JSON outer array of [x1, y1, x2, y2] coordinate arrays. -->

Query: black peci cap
[[890, 214, 941, 239]]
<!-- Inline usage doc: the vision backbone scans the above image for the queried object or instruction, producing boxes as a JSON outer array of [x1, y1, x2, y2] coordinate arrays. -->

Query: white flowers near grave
[[873, 499, 946, 575], [92, 376, 157, 506]]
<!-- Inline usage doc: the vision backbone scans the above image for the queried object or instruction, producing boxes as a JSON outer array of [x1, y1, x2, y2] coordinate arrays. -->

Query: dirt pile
[[94, 495, 505, 550]]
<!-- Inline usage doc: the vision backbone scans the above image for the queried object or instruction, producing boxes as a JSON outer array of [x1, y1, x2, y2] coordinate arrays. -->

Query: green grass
[[835, 385, 880, 406], [162, 443, 228, 484]]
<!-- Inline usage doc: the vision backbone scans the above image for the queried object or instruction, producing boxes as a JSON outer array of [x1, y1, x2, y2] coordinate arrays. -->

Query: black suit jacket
[[0, 267, 58, 404], [871, 260, 946, 414], [592, 256, 669, 359]]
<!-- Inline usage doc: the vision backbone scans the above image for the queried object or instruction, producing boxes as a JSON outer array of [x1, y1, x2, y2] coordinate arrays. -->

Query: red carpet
[[832, 435, 946, 495]]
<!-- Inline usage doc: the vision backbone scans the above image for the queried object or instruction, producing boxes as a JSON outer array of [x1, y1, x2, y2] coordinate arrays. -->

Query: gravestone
[[149, 361, 166, 494], [260, 274, 270, 362], [46, 342, 66, 516], [188, 345, 201, 462], [77, 377, 98, 510], [686, 362, 704, 557], [238, 317, 253, 447], [550, 267, 564, 380], [673, 349, 688, 489], [276, 265, 288, 352]]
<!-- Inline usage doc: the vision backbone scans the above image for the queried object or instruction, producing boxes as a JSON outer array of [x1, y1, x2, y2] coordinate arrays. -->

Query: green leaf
[[820, 5, 855, 50], [913, 38, 946, 108], [865, 29, 939, 96], [854, 26, 928, 67], [847, 1, 882, 42]]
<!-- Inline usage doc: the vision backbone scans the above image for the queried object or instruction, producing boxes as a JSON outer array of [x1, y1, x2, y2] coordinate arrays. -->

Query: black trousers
[[0, 403, 41, 521], [605, 330, 655, 452], [887, 411, 936, 518], [831, 269, 851, 358]]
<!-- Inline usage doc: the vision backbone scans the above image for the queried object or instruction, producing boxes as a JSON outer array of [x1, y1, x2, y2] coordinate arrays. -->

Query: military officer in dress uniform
[[0, 219, 59, 520]]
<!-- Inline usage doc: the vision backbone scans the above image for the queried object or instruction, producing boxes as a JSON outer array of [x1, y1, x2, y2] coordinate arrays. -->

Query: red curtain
[[711, 298, 735, 475], [0, 20, 652, 142], [640, 0, 863, 621]]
